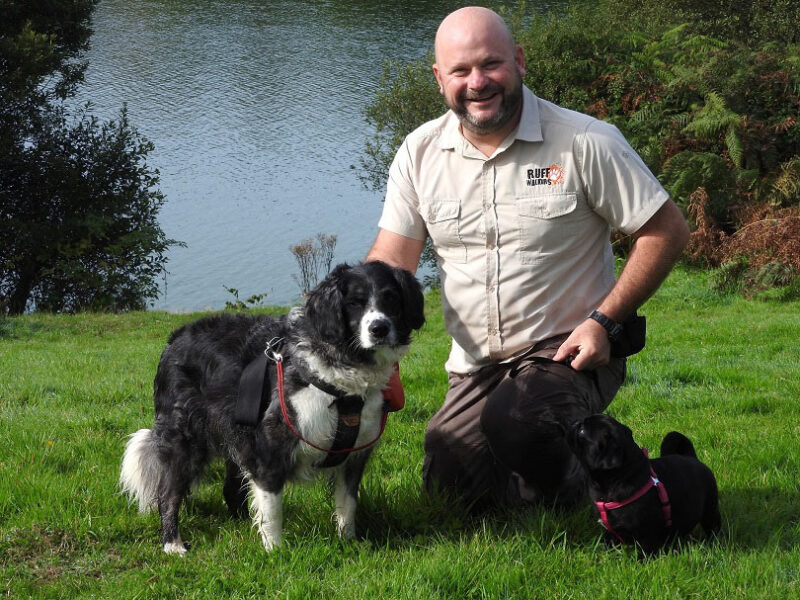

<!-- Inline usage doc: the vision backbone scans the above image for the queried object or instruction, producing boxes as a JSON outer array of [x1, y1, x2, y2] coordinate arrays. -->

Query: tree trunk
[[6, 268, 37, 315]]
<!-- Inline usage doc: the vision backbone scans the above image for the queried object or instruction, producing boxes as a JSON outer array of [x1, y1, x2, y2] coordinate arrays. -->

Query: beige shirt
[[379, 86, 669, 374]]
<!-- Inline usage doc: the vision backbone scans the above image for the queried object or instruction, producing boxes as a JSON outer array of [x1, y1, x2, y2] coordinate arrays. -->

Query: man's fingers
[[553, 341, 577, 363]]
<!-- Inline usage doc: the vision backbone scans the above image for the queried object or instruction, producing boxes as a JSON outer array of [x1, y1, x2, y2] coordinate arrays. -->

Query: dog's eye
[[346, 297, 365, 309], [380, 290, 400, 313]]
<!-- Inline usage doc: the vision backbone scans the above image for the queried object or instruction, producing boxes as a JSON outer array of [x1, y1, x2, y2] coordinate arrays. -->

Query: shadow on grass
[[718, 487, 800, 549], [354, 484, 800, 553], [144, 469, 800, 555], [171, 474, 594, 553], [353, 481, 601, 552]]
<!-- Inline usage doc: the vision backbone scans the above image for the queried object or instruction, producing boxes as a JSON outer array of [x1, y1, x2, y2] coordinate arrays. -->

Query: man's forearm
[[597, 200, 689, 322], [553, 200, 689, 370]]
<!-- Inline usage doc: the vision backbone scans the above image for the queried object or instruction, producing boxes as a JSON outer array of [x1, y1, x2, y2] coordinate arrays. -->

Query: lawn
[[1, 267, 799, 599]]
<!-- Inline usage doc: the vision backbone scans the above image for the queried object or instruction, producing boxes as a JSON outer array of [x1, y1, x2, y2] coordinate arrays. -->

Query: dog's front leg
[[333, 468, 357, 540], [334, 450, 372, 540], [249, 481, 283, 551]]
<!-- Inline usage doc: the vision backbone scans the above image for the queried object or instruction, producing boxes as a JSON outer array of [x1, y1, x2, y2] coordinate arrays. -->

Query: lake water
[[77, 0, 535, 311]]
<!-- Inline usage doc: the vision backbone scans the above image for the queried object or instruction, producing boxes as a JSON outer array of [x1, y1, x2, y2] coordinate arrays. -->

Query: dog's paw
[[163, 540, 188, 556], [336, 518, 356, 540], [259, 531, 282, 552]]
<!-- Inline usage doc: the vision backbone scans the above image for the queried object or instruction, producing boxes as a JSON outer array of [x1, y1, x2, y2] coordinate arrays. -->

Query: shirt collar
[[437, 85, 543, 151]]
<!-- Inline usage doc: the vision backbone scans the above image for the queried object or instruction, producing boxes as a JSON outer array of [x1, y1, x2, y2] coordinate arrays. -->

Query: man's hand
[[552, 318, 611, 371]]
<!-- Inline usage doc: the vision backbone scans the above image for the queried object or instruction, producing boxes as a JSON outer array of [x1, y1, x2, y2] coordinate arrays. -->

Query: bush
[[1, 106, 180, 314], [290, 233, 338, 295], [360, 0, 800, 293]]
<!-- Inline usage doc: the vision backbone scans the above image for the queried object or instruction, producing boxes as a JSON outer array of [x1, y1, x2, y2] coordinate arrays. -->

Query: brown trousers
[[422, 335, 626, 511]]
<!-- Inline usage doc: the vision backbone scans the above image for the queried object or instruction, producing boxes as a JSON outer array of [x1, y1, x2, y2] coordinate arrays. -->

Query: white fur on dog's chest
[[289, 385, 384, 481]]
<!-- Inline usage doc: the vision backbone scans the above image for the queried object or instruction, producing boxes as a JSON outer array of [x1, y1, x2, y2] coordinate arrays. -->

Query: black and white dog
[[120, 261, 424, 555]]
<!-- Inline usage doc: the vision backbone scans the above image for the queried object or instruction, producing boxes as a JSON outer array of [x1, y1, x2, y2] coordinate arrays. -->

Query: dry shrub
[[683, 189, 799, 293], [718, 207, 800, 273], [684, 187, 728, 266]]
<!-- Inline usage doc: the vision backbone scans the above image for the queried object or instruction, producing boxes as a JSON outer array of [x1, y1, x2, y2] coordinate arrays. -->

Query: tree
[[1, 106, 178, 313], [1, 0, 179, 314]]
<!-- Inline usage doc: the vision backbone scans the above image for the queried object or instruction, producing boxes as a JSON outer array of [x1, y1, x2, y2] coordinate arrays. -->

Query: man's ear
[[432, 63, 444, 94], [514, 45, 526, 77]]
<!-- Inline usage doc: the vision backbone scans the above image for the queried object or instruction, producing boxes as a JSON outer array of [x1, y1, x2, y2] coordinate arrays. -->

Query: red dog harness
[[274, 355, 388, 457], [594, 448, 672, 543]]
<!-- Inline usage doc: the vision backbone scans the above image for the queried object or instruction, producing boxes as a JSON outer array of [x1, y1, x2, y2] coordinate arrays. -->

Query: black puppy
[[567, 414, 721, 554]]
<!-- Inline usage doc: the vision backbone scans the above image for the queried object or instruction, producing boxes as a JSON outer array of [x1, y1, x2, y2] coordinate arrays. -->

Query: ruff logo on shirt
[[526, 163, 565, 186]]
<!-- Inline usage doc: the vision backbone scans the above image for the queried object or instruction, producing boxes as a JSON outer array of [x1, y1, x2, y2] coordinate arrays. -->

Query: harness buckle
[[264, 337, 284, 363]]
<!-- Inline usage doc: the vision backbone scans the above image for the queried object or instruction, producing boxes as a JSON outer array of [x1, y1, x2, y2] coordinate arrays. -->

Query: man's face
[[433, 27, 525, 136]]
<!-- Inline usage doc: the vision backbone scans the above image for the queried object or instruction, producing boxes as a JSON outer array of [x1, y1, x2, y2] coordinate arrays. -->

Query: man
[[367, 7, 689, 510]]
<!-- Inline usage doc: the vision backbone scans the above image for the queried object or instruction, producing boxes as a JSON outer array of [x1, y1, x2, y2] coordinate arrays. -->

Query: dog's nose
[[368, 319, 390, 339]]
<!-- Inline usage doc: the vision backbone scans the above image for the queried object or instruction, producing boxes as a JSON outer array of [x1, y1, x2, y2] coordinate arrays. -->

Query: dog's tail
[[120, 428, 161, 513], [660, 431, 697, 458]]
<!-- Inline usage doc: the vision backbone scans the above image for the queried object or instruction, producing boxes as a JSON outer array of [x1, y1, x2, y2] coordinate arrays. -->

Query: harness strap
[[318, 396, 364, 468], [595, 448, 673, 542], [235, 352, 271, 426], [275, 358, 388, 466]]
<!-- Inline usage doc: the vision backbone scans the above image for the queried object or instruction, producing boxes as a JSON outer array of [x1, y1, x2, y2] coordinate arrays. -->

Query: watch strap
[[589, 310, 624, 341]]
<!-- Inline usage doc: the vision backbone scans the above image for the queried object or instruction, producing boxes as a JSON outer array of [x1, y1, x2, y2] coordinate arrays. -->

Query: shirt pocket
[[516, 192, 579, 265], [423, 198, 467, 263]]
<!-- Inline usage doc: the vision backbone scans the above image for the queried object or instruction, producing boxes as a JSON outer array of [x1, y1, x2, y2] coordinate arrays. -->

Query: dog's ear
[[389, 264, 425, 331], [304, 263, 350, 343]]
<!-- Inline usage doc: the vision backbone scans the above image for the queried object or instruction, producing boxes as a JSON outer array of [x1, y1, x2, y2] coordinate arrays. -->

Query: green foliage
[[359, 0, 800, 293], [223, 286, 268, 311], [359, 58, 445, 192], [1, 106, 180, 314], [1, 0, 178, 314]]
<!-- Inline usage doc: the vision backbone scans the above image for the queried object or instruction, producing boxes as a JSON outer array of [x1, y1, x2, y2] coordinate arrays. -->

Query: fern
[[772, 158, 800, 205]]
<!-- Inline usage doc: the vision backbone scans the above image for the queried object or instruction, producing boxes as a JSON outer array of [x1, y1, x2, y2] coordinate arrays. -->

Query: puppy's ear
[[389, 264, 425, 331], [304, 263, 349, 343]]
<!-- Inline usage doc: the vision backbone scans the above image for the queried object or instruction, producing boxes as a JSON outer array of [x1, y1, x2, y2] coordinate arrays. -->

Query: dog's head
[[302, 261, 425, 357], [567, 414, 641, 473]]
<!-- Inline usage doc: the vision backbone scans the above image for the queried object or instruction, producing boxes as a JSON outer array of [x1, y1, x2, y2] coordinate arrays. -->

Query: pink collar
[[594, 448, 672, 543]]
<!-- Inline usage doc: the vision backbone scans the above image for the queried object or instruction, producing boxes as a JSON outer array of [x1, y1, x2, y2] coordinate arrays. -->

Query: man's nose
[[467, 67, 489, 90]]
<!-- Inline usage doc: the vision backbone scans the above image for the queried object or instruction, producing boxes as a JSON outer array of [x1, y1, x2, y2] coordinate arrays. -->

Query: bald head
[[434, 7, 516, 64], [432, 6, 525, 144]]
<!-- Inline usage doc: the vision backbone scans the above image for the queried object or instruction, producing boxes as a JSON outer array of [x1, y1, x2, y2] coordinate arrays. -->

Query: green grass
[[1, 267, 799, 599]]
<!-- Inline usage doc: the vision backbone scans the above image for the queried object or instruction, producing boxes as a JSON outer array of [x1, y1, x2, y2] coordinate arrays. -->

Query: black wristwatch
[[589, 310, 624, 342]]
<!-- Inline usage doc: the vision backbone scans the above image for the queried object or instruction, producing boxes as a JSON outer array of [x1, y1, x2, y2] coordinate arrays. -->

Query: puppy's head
[[567, 414, 640, 473], [303, 261, 424, 355]]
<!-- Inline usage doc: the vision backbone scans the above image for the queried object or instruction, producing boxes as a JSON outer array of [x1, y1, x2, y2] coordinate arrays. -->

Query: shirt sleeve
[[377, 139, 428, 241], [578, 120, 669, 235]]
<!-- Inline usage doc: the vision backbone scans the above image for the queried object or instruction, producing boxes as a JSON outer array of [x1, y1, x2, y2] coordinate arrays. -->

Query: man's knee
[[480, 362, 585, 442], [479, 362, 588, 491]]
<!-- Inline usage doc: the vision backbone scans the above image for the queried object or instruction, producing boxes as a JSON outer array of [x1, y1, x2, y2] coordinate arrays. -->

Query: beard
[[450, 75, 523, 135]]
